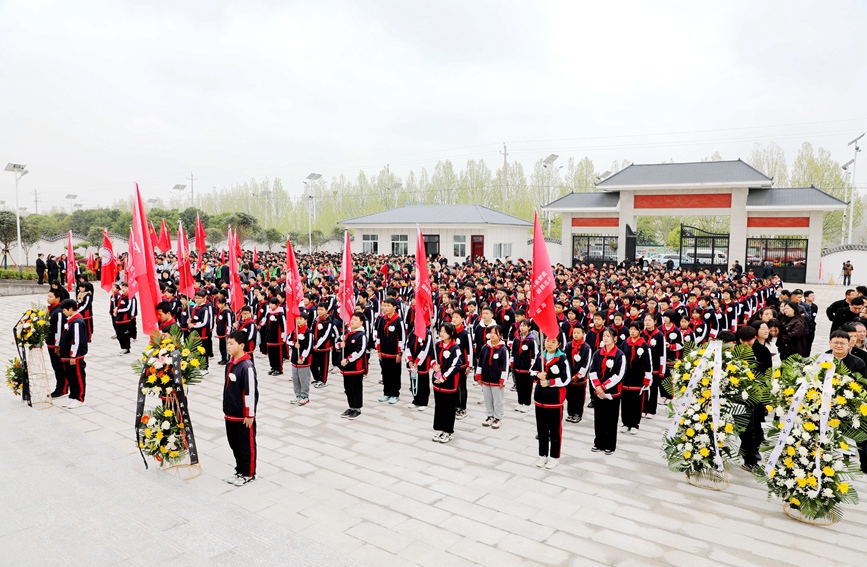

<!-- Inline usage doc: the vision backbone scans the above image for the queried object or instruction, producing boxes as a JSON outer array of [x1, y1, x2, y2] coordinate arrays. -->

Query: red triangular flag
[[176, 221, 195, 299], [253, 246, 258, 266], [228, 227, 243, 313], [99, 230, 117, 293], [529, 210, 558, 340], [158, 219, 172, 253], [127, 184, 160, 335], [220, 249, 225, 265]]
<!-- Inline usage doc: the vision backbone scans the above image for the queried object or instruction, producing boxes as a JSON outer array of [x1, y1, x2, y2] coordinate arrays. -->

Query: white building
[[339, 205, 532, 264]]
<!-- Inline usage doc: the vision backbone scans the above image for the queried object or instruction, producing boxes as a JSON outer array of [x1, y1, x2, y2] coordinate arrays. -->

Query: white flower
[[153, 360, 164, 369], [823, 488, 834, 498], [161, 421, 171, 430], [775, 408, 785, 417], [684, 443, 693, 452], [844, 390, 854, 399], [793, 468, 805, 478], [838, 408, 849, 418], [801, 432, 810, 441], [677, 444, 684, 451], [786, 436, 796, 445], [741, 391, 749, 401], [797, 446, 808, 457], [854, 418, 861, 429], [784, 479, 796, 489], [799, 457, 810, 466], [833, 461, 844, 471], [168, 435, 176, 444], [822, 453, 832, 462], [159, 349, 168, 355]]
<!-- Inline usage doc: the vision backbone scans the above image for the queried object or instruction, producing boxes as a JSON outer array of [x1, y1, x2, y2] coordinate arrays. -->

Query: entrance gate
[[746, 237, 807, 283], [625, 224, 636, 263], [572, 234, 618, 269], [679, 225, 729, 274]]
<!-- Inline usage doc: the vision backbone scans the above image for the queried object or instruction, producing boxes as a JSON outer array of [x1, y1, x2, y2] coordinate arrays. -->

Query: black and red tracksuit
[[532, 353, 571, 458], [58, 312, 88, 402], [223, 354, 259, 477]]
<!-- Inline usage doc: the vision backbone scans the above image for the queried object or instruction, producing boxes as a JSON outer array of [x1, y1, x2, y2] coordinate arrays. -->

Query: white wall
[[820, 250, 867, 286], [17, 235, 130, 268], [347, 225, 530, 264]]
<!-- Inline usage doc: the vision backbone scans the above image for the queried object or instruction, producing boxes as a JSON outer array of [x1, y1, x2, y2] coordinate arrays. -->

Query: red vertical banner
[[529, 210, 558, 339], [128, 184, 160, 335], [195, 213, 207, 272], [337, 230, 354, 326], [158, 219, 172, 253], [228, 227, 243, 313], [99, 230, 117, 293], [253, 246, 258, 266], [285, 237, 303, 333], [176, 222, 195, 299], [414, 225, 433, 339], [66, 231, 77, 291]]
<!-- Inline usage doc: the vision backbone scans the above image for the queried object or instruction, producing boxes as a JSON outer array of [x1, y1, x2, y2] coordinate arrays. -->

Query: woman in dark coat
[[779, 301, 808, 357], [47, 255, 59, 284]]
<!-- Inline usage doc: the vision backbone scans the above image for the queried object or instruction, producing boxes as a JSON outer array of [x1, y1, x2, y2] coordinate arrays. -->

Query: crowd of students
[[39, 245, 867, 484]]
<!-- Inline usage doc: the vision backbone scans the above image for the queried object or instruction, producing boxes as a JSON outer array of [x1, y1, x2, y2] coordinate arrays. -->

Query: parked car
[[657, 254, 680, 268]]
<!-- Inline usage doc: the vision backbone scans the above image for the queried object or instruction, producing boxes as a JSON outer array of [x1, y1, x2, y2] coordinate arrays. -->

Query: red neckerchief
[[226, 353, 252, 384], [626, 336, 644, 364], [438, 340, 456, 368], [67, 312, 82, 324], [544, 353, 563, 373], [488, 341, 503, 366], [571, 339, 584, 360], [160, 317, 177, 330], [599, 345, 617, 378], [383, 312, 397, 337], [455, 323, 465, 334]]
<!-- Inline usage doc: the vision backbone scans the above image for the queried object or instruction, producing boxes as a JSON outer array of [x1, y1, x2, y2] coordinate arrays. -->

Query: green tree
[[86, 227, 106, 250], [0, 210, 17, 254], [20, 218, 41, 265], [749, 142, 788, 186], [259, 227, 283, 251], [665, 225, 682, 250], [180, 207, 209, 233]]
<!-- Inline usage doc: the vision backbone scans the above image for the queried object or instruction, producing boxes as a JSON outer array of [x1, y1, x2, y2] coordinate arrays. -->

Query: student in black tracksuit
[[431, 323, 462, 443], [565, 325, 592, 423], [223, 330, 259, 486], [311, 303, 335, 388], [338, 312, 368, 419], [620, 322, 652, 433], [533, 334, 571, 469], [511, 319, 539, 413], [190, 290, 213, 371], [263, 297, 286, 375], [236, 306, 258, 357], [374, 298, 406, 403], [114, 284, 134, 354], [47, 290, 67, 398], [407, 327, 433, 410], [451, 309, 473, 419], [588, 328, 626, 454], [215, 297, 234, 365], [641, 313, 666, 418], [58, 299, 88, 408]]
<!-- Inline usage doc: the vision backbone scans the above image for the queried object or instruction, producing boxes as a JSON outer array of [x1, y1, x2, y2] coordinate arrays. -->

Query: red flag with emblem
[[158, 219, 172, 253], [337, 230, 354, 326], [529, 210, 558, 339], [285, 237, 303, 334], [414, 225, 433, 339], [127, 184, 160, 335], [66, 232, 77, 291], [194, 213, 206, 272], [99, 230, 117, 293]]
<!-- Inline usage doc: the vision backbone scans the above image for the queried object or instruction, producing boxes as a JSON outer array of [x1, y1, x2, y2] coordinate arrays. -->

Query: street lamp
[[172, 184, 187, 208], [65, 193, 78, 214], [5, 163, 28, 273], [540, 154, 560, 233], [306, 173, 321, 252], [846, 134, 864, 244], [842, 159, 855, 245]]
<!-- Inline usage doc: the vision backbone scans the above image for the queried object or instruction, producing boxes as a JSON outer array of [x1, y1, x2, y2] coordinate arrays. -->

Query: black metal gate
[[625, 224, 636, 263], [572, 234, 618, 269], [679, 225, 729, 273], [746, 237, 807, 283]]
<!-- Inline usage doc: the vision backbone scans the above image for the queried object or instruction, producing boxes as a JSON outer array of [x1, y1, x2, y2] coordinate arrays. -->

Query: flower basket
[[783, 502, 840, 526], [14, 305, 50, 349], [686, 468, 730, 491]]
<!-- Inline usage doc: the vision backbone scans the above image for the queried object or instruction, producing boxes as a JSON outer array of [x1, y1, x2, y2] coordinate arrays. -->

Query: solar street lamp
[[846, 134, 864, 244], [5, 163, 28, 273]]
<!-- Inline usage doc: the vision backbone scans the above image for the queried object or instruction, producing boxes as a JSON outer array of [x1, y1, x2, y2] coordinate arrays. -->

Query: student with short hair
[[223, 330, 259, 487]]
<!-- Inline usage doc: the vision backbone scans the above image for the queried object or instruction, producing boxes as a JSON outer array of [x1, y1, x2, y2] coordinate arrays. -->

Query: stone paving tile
[[2, 285, 867, 566]]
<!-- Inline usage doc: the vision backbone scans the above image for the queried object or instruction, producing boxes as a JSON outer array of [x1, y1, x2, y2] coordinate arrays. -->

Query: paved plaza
[[2, 285, 867, 567]]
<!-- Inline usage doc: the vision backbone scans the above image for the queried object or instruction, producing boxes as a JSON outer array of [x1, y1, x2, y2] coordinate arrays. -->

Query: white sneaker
[[66, 400, 85, 409], [417, 405, 426, 411], [439, 433, 452, 443], [519, 405, 530, 413], [620, 425, 629, 433], [545, 458, 559, 470], [535, 456, 548, 468], [629, 428, 639, 436], [432, 431, 444, 442], [407, 403, 418, 409], [514, 405, 522, 412]]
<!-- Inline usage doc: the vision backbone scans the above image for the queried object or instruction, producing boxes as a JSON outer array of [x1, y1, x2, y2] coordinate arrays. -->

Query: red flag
[[127, 184, 160, 335], [285, 237, 303, 334], [338, 230, 354, 326], [148, 221, 159, 253], [228, 227, 244, 313], [379, 262, 389, 283], [158, 219, 172, 253], [66, 231, 77, 291], [253, 246, 258, 266], [234, 231, 243, 259], [219, 249, 225, 265], [194, 213, 207, 272], [99, 230, 117, 293], [529, 210, 558, 340], [176, 221, 195, 299], [413, 225, 433, 339], [86, 253, 94, 273]]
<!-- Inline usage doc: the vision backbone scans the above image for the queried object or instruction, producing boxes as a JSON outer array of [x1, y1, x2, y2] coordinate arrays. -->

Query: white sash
[[765, 381, 809, 477], [667, 344, 716, 439]]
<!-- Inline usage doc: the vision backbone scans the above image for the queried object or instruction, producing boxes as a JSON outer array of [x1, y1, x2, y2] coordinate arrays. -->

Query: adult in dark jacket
[[826, 289, 855, 322], [780, 301, 808, 357], [36, 254, 46, 284], [47, 255, 59, 285], [831, 296, 865, 333]]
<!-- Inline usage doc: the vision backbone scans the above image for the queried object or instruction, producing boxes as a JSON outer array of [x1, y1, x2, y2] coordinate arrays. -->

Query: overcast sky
[[1, 0, 865, 211]]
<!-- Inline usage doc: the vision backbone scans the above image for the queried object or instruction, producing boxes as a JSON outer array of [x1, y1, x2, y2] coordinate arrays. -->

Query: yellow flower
[[698, 349, 706, 355], [686, 428, 695, 437], [138, 441, 144, 449], [699, 448, 710, 457], [147, 375, 156, 384], [765, 405, 774, 413], [674, 361, 682, 368], [796, 478, 807, 488], [160, 446, 169, 454], [679, 418, 685, 425], [155, 431, 164, 441], [860, 403, 867, 417], [768, 469, 776, 478], [746, 370, 755, 380], [828, 418, 841, 428], [841, 441, 849, 451], [160, 375, 170, 384], [851, 382, 862, 393], [702, 390, 711, 399], [166, 344, 175, 352], [182, 349, 191, 357], [190, 359, 200, 367], [180, 361, 188, 370], [806, 389, 818, 401], [802, 422, 816, 431], [726, 364, 737, 373], [724, 423, 733, 434], [822, 466, 835, 477], [783, 387, 795, 396], [146, 345, 154, 352], [698, 413, 708, 422], [729, 377, 740, 387], [819, 361, 833, 370], [683, 451, 692, 459], [838, 482, 850, 494], [832, 378, 840, 386], [836, 395, 847, 405], [197, 346, 206, 354], [807, 475, 818, 488], [144, 428, 152, 438], [680, 386, 687, 393], [169, 450, 179, 458], [790, 497, 801, 506], [37, 320, 46, 326], [164, 409, 173, 418], [701, 377, 709, 387], [786, 446, 796, 457], [783, 457, 794, 468]]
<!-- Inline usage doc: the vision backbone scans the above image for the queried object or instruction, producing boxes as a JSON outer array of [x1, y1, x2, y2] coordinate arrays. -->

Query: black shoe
[[741, 463, 756, 472], [587, 400, 595, 408], [340, 409, 353, 418], [273, 371, 283, 376], [50, 391, 65, 399], [591, 446, 602, 452], [604, 449, 614, 455], [574, 415, 583, 424], [348, 410, 360, 420], [754, 452, 762, 462], [268, 370, 276, 375], [217, 360, 227, 365]]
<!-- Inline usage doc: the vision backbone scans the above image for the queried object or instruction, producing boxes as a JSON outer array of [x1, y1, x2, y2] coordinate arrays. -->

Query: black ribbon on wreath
[[133, 364, 150, 468], [170, 350, 199, 465], [12, 313, 32, 407]]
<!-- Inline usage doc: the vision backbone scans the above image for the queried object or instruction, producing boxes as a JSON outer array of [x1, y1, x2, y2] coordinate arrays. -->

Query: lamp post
[[306, 173, 322, 252], [172, 184, 187, 209], [65, 193, 78, 214], [847, 134, 864, 244], [842, 160, 854, 245], [541, 154, 560, 234], [5, 163, 29, 273]]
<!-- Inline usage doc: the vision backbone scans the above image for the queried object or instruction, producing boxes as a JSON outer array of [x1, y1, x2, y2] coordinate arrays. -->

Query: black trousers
[[621, 388, 644, 429], [457, 369, 468, 411], [218, 337, 228, 363], [48, 347, 66, 394], [593, 397, 621, 451], [739, 405, 765, 466], [201, 335, 212, 368], [116, 322, 131, 350], [267, 344, 284, 372], [343, 374, 363, 409], [644, 372, 662, 415], [129, 318, 137, 340], [515, 370, 533, 406], [37, 270, 45, 284], [535, 405, 564, 458], [565, 382, 586, 418], [311, 350, 330, 383], [412, 372, 430, 406], [63, 359, 86, 402], [433, 390, 457, 433], [858, 441, 867, 474], [380, 356, 401, 398], [225, 419, 257, 477]]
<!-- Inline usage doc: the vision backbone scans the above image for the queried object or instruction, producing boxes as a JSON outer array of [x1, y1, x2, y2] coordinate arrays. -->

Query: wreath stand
[[686, 468, 730, 491], [159, 390, 202, 481], [25, 346, 53, 409], [783, 503, 840, 526]]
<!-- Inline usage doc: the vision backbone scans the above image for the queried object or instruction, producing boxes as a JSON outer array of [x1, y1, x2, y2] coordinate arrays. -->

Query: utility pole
[[500, 143, 508, 203], [32, 188, 39, 214], [847, 134, 864, 244], [187, 172, 197, 207]]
